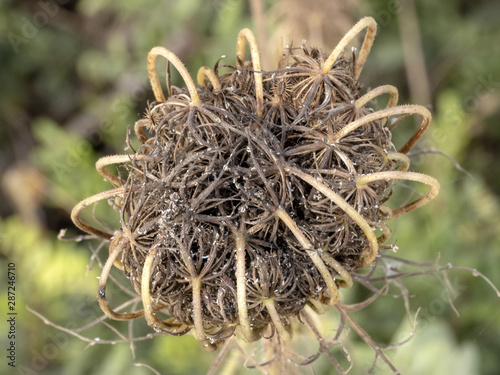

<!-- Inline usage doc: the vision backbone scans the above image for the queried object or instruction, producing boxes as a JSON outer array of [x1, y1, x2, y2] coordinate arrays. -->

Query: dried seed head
[[71, 17, 439, 352]]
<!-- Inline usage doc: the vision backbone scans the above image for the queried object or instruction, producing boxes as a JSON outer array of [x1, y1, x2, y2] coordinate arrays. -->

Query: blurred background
[[1, 0, 499, 374]]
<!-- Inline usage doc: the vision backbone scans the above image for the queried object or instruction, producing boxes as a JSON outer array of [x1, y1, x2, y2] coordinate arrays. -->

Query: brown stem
[[95, 155, 129, 187], [147, 46, 200, 105], [322, 17, 377, 80], [27, 306, 162, 345], [336, 303, 401, 374], [275, 208, 339, 305], [321, 253, 353, 288], [140, 247, 190, 334], [191, 277, 217, 350], [332, 104, 432, 155], [354, 84, 399, 110], [134, 119, 149, 143], [300, 309, 346, 374], [235, 227, 260, 342], [98, 237, 145, 320], [386, 152, 410, 172], [197, 66, 222, 91], [355, 85, 399, 126], [236, 28, 264, 119], [286, 167, 378, 268], [356, 171, 440, 219], [262, 298, 292, 342], [71, 187, 123, 240]]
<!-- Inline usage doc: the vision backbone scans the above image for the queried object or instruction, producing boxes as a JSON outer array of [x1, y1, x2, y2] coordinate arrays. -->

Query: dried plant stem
[[96, 154, 131, 186], [168, 235, 215, 347], [107, 231, 128, 270], [386, 152, 410, 172], [197, 66, 222, 91], [322, 16, 377, 80], [236, 228, 260, 342], [262, 298, 292, 342], [147, 46, 201, 105], [332, 104, 432, 154], [307, 297, 325, 315], [192, 277, 217, 350], [341, 284, 389, 312], [27, 306, 160, 345], [300, 309, 346, 374], [134, 119, 149, 143], [354, 84, 399, 110], [371, 221, 392, 244], [97, 154, 155, 185], [356, 171, 440, 218], [236, 28, 264, 119], [336, 303, 401, 374], [275, 208, 339, 305], [355, 85, 399, 125], [141, 247, 188, 335], [71, 187, 124, 240], [98, 237, 146, 320], [286, 167, 379, 268], [321, 253, 353, 288]]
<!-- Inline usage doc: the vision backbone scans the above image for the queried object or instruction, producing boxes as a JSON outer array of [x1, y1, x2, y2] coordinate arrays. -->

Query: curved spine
[[322, 16, 377, 80], [236, 28, 264, 119], [147, 46, 201, 105]]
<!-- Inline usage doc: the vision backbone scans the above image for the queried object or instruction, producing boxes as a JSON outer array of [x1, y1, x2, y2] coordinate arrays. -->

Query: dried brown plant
[[68, 17, 450, 373]]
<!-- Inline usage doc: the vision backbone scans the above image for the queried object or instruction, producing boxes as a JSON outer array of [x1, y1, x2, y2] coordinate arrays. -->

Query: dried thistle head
[[71, 16, 439, 356]]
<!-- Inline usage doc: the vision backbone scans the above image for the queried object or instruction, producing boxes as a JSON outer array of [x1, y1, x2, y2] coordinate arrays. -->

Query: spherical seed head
[[117, 40, 398, 346], [68, 19, 438, 351]]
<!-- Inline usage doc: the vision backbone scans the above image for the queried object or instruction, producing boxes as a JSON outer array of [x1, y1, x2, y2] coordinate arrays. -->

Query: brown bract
[[71, 17, 439, 351]]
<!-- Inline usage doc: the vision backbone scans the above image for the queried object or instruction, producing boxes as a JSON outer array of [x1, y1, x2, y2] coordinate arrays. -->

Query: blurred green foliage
[[1, 0, 499, 374]]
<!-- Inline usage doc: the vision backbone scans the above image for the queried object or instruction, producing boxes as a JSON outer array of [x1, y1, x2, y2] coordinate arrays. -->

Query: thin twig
[[27, 306, 160, 345]]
